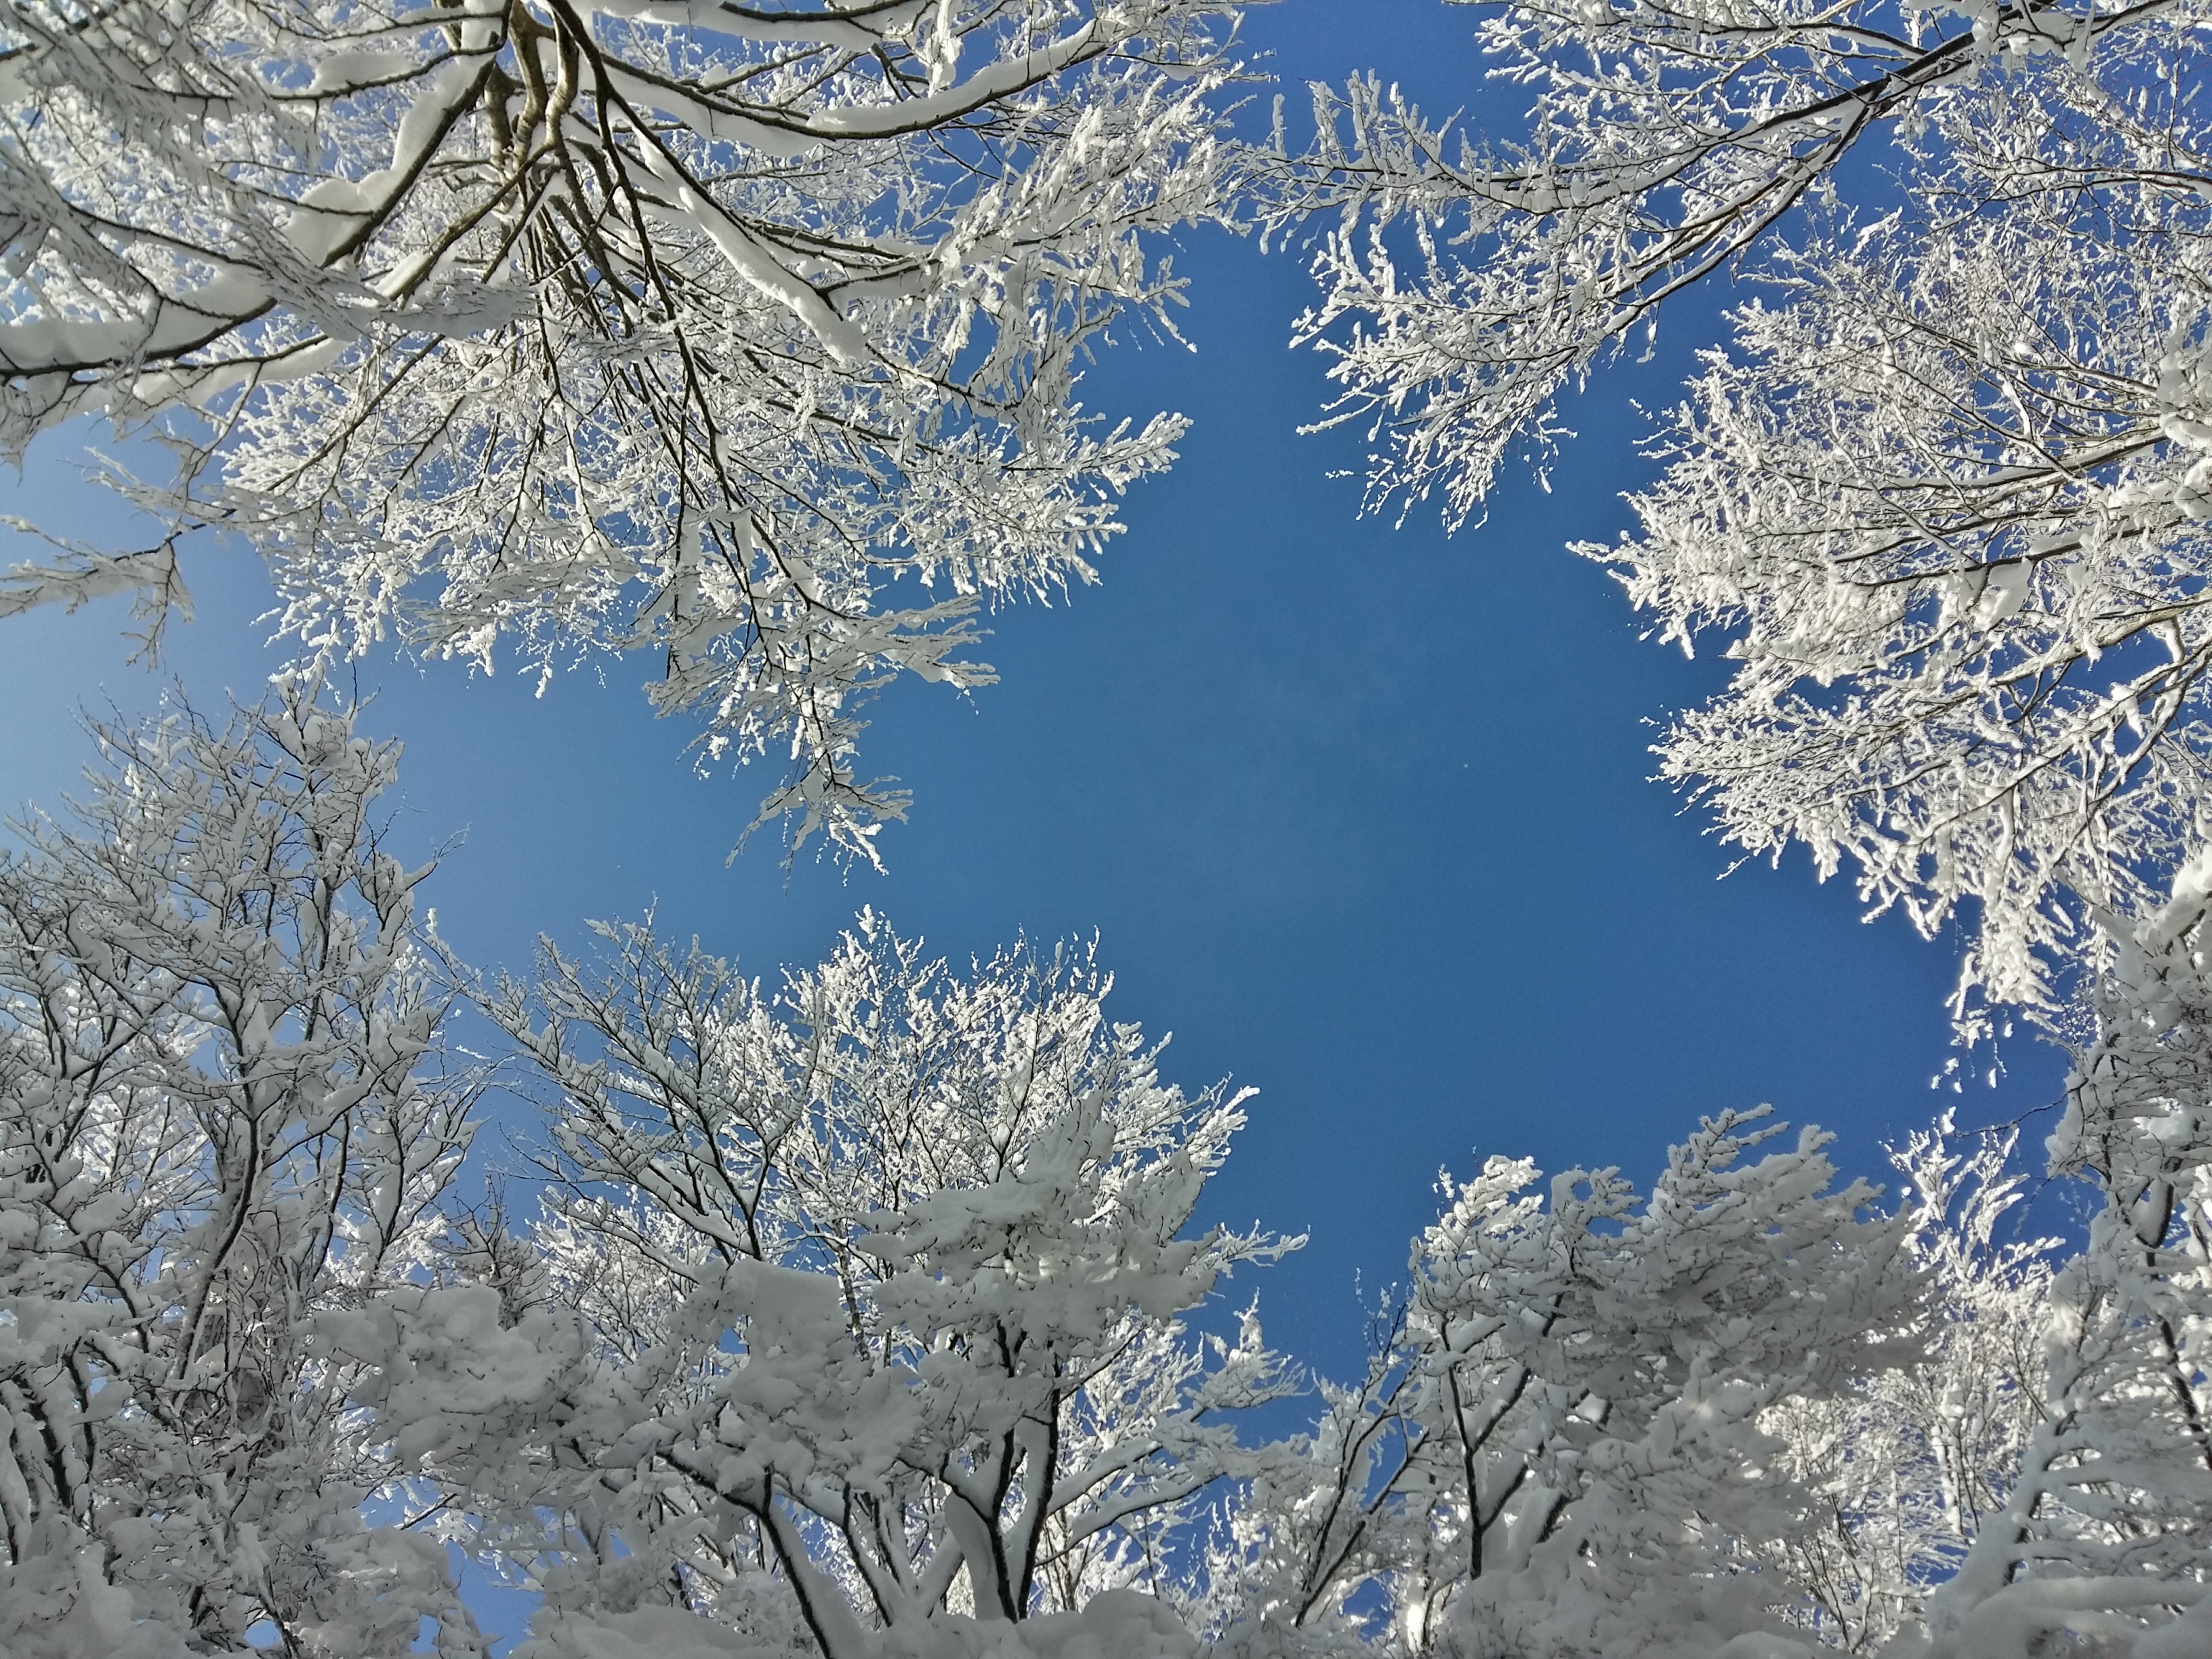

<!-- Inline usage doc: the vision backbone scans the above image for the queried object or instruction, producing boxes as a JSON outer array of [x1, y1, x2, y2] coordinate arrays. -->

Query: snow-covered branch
[[403, 914, 1303, 1658], [0, 678, 484, 1657], [1285, 0, 2212, 1026], [1, 0, 1255, 860]]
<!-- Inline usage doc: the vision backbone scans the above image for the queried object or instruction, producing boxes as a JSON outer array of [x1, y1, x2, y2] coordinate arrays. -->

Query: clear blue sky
[[0, 0, 2067, 1384]]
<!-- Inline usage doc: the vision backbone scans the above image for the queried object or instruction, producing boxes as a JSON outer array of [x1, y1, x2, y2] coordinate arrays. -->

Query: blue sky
[[0, 0, 2068, 1385]]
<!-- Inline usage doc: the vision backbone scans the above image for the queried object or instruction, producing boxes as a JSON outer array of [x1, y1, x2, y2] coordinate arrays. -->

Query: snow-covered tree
[[4, 725, 2199, 1658], [1900, 858, 2212, 1658], [1283, 0, 2212, 1027], [0, 0, 1250, 859], [0, 681, 483, 1658], [1213, 1107, 1922, 1659], [1753, 1118, 2057, 1652], [1267, 13, 2212, 1645], [319, 914, 1298, 1659]]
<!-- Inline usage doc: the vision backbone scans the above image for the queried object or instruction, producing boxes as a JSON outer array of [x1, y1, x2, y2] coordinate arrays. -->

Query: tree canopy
[[3, 0, 2212, 1652], [0, 689, 2196, 1658], [1286, 0, 2212, 1032], [0, 0, 1248, 859]]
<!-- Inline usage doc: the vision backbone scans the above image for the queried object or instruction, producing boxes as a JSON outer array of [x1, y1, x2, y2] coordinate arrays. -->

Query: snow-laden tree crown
[[1284, 0, 2212, 1034], [0, 0, 1248, 860], [0, 684, 483, 1655], [4, 0, 2211, 1648], [1, 689, 2204, 1658], [453, 914, 1302, 1659]]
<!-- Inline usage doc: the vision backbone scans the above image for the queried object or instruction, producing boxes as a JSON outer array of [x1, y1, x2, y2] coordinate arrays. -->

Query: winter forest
[[0, 0, 2207, 1654]]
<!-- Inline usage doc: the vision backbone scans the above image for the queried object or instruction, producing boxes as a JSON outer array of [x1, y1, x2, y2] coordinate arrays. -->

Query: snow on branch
[[0, 0, 1256, 861], [1279, 0, 2212, 1029], [0, 677, 485, 1656], [0, 693, 2200, 1654]]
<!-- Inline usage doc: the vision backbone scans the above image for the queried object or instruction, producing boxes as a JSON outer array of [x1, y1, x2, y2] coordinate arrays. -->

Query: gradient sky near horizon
[[0, 0, 2072, 1392]]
